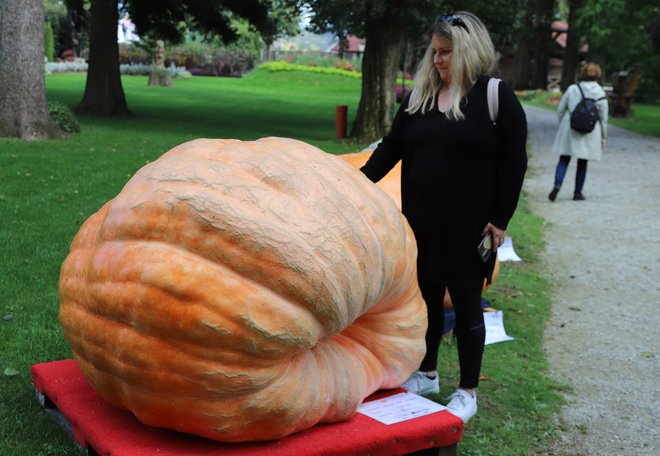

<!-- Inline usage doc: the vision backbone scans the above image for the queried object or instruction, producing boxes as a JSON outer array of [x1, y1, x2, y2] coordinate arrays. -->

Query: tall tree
[[262, 0, 302, 60], [531, 0, 556, 89], [352, 0, 413, 141], [0, 0, 64, 140], [560, 0, 584, 90], [511, 10, 534, 89], [306, 0, 421, 142], [575, 0, 660, 102], [76, 0, 129, 115], [74, 0, 273, 116]]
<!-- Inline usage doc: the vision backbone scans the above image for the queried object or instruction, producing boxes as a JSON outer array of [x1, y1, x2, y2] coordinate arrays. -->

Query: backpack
[[570, 83, 606, 133]]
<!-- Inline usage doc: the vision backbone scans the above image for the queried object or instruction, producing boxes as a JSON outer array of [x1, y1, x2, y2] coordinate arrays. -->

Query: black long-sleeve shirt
[[360, 75, 527, 272]]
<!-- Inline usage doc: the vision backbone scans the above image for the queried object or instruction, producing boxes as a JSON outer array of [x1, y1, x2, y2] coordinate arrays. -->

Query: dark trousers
[[554, 155, 588, 194], [412, 225, 485, 389]]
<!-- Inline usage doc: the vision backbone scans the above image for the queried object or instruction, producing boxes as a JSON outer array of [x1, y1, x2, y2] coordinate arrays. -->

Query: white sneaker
[[446, 389, 477, 422], [401, 371, 439, 395]]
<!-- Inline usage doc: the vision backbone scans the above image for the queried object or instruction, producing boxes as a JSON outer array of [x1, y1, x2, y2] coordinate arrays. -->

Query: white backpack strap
[[487, 77, 501, 123]]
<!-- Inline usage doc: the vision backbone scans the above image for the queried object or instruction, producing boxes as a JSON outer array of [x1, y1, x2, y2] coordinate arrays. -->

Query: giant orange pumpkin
[[59, 137, 427, 443], [340, 149, 402, 210]]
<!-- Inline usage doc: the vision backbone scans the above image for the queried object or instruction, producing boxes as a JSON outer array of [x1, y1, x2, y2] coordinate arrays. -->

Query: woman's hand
[[483, 223, 505, 252]]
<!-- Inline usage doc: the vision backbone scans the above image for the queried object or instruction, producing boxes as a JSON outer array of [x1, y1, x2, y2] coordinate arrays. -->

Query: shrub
[[167, 41, 211, 69], [44, 22, 55, 62], [259, 61, 361, 78], [634, 56, 660, 104], [334, 60, 354, 71], [119, 63, 152, 75], [48, 101, 80, 134], [275, 53, 362, 73], [45, 61, 88, 74], [119, 63, 191, 79], [209, 47, 255, 77], [119, 43, 149, 65]]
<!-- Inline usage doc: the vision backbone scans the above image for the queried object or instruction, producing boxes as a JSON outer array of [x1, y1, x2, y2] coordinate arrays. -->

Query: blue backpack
[[570, 83, 606, 134]]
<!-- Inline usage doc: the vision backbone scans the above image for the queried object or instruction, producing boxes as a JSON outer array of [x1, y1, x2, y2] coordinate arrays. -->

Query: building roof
[[327, 35, 365, 53], [551, 21, 588, 52]]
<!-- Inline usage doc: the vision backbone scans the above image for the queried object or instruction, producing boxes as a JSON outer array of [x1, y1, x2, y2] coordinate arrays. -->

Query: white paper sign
[[484, 310, 514, 345], [357, 392, 446, 425], [497, 236, 522, 262]]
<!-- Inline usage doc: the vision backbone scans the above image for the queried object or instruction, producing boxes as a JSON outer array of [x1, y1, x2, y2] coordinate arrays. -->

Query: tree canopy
[[73, 0, 278, 115]]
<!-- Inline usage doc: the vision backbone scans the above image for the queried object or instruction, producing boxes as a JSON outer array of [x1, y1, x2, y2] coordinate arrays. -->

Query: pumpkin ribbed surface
[[59, 137, 426, 442], [340, 149, 402, 210]]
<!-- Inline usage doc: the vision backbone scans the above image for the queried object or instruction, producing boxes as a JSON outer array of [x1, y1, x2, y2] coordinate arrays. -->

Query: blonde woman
[[360, 12, 527, 422], [548, 63, 608, 201]]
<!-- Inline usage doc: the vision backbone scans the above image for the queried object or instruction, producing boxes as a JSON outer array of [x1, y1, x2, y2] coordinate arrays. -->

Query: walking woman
[[549, 63, 608, 201], [360, 12, 527, 422]]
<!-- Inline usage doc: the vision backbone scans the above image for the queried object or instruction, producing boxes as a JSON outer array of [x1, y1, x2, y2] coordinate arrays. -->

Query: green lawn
[[2, 68, 564, 455]]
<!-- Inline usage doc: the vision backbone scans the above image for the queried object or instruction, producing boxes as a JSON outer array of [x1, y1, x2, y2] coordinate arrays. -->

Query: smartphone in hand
[[477, 232, 493, 263]]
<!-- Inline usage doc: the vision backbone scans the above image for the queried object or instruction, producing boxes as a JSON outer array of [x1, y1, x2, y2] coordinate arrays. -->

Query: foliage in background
[[44, 0, 72, 59], [47, 100, 80, 134], [44, 61, 191, 79], [437, 0, 530, 50], [261, 59, 361, 76], [117, 20, 263, 78], [261, 0, 301, 48], [119, 63, 191, 78], [575, 0, 660, 102], [280, 52, 361, 71], [44, 21, 55, 62]]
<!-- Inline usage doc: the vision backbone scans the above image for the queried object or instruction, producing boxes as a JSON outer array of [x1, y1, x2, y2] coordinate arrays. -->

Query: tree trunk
[[0, 0, 64, 140], [76, 0, 130, 115], [337, 32, 348, 59], [512, 10, 533, 90], [532, 0, 555, 89], [66, 7, 84, 58], [561, 0, 584, 91], [350, 0, 411, 142], [512, 35, 532, 90]]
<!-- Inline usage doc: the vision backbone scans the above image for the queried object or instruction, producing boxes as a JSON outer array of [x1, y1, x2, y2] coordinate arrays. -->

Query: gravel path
[[523, 105, 660, 455]]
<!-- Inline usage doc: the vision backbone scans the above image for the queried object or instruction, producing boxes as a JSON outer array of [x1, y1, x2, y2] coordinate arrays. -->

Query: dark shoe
[[548, 186, 560, 202], [573, 192, 586, 201]]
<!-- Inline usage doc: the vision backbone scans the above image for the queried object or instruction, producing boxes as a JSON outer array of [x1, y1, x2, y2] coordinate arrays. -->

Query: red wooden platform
[[32, 360, 462, 456]]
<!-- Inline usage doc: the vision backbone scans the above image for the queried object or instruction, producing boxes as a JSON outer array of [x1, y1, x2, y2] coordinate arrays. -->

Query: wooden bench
[[609, 65, 641, 118]]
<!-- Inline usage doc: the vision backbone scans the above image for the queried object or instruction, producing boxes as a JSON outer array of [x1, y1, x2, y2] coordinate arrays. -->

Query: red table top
[[32, 360, 462, 456]]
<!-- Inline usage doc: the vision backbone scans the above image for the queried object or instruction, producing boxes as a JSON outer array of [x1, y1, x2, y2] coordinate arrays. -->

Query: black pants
[[412, 224, 486, 389]]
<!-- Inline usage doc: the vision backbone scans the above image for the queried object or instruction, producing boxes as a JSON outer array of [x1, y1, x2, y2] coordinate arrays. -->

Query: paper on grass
[[484, 310, 514, 345], [357, 392, 446, 425], [497, 236, 521, 262]]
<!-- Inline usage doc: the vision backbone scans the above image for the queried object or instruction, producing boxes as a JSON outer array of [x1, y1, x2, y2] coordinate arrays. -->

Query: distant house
[[548, 21, 589, 89], [325, 35, 365, 59], [118, 15, 139, 43]]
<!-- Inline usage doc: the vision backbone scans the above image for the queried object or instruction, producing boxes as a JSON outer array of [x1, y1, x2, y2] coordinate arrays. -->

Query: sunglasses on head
[[435, 13, 469, 33]]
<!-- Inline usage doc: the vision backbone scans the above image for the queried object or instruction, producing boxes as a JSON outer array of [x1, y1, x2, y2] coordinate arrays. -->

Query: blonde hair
[[580, 62, 602, 81], [407, 11, 497, 120]]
